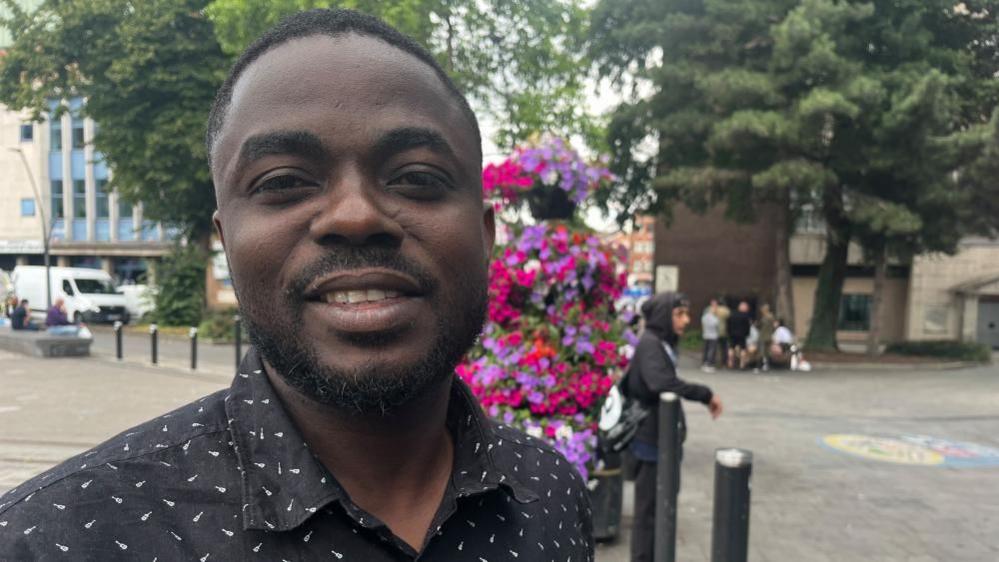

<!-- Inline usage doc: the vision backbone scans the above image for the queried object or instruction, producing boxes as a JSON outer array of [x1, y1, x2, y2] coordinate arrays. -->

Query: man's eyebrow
[[236, 130, 328, 167], [372, 127, 457, 161]]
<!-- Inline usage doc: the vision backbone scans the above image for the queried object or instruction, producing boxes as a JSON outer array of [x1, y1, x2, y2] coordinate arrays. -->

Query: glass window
[[75, 278, 116, 294], [62, 280, 75, 296], [20, 123, 33, 142], [73, 180, 87, 219], [838, 294, 871, 331], [50, 118, 62, 151], [72, 118, 85, 149], [51, 180, 65, 219], [118, 195, 133, 220], [95, 179, 110, 218], [20, 199, 35, 217]]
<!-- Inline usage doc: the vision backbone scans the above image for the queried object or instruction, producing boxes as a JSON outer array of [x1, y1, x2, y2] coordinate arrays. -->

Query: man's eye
[[253, 174, 314, 194], [389, 171, 452, 197]]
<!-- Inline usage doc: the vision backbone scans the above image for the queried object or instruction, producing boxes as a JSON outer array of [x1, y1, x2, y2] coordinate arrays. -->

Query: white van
[[11, 266, 131, 324]]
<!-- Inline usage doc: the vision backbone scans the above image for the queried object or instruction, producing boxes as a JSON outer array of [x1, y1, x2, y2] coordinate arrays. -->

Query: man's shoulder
[[487, 421, 590, 489], [0, 387, 231, 518]]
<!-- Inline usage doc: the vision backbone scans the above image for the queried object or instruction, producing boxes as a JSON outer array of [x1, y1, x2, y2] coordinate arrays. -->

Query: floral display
[[457, 137, 637, 480], [482, 135, 615, 213]]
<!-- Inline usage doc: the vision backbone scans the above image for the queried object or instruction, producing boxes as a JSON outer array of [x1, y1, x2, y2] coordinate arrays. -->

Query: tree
[[591, 0, 999, 350], [205, 0, 601, 151], [0, 0, 227, 242]]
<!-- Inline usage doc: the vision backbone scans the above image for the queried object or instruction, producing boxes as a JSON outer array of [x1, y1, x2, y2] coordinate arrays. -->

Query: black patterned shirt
[[0, 348, 594, 561]]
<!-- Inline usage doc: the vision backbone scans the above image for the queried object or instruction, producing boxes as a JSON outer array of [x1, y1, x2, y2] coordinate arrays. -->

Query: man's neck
[[263, 363, 455, 551]]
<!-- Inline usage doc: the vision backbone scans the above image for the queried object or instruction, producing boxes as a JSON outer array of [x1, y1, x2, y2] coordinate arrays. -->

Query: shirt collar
[[226, 348, 537, 533]]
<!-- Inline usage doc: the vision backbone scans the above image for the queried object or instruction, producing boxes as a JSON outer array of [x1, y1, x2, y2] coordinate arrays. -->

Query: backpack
[[597, 367, 650, 454]]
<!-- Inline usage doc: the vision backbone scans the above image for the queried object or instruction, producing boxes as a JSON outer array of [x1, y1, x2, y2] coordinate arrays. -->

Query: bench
[[0, 327, 92, 358]]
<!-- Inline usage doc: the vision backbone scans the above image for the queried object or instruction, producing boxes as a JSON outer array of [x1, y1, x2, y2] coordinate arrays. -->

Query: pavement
[[1, 345, 998, 561]]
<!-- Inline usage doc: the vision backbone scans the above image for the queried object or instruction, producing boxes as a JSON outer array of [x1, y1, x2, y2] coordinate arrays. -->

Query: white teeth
[[324, 289, 402, 304]]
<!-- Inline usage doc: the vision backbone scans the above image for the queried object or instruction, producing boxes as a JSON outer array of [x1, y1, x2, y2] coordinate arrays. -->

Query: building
[[0, 98, 173, 283], [604, 215, 656, 301], [654, 204, 999, 348]]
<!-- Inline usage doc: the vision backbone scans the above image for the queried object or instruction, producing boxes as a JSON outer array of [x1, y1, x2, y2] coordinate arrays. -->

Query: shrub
[[885, 340, 992, 363], [198, 308, 238, 342], [151, 244, 205, 327], [679, 327, 703, 352]]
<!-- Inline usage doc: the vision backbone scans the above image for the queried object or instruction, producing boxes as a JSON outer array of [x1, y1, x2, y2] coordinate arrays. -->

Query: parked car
[[117, 284, 155, 322], [11, 266, 131, 324]]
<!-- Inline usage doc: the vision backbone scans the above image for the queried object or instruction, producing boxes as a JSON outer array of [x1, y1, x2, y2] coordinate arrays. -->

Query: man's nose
[[308, 168, 404, 248]]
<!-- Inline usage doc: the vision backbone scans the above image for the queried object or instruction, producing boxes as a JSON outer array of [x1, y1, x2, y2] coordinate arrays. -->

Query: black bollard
[[711, 448, 753, 562], [189, 327, 198, 371], [654, 392, 681, 562], [150, 323, 158, 365], [234, 314, 242, 369], [113, 320, 123, 361]]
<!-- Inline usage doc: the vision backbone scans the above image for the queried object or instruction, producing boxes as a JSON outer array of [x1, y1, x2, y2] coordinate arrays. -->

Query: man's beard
[[236, 248, 488, 415]]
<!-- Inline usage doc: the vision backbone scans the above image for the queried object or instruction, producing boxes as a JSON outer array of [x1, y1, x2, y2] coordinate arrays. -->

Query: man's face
[[739, 301, 750, 313], [672, 306, 691, 336], [212, 34, 494, 413]]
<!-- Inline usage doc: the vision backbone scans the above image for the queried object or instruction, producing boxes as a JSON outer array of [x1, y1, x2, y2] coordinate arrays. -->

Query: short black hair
[[205, 8, 481, 170]]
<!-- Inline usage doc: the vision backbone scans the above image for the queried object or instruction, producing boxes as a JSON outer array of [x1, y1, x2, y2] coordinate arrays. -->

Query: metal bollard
[[189, 327, 198, 371], [711, 448, 753, 562], [234, 314, 242, 369], [150, 323, 158, 365], [654, 392, 681, 562], [113, 320, 123, 360]]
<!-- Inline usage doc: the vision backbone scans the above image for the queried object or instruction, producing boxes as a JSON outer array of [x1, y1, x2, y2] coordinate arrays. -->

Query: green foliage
[[679, 327, 703, 353], [885, 340, 992, 363], [591, 0, 999, 349], [198, 308, 238, 342], [151, 245, 207, 327], [205, 0, 600, 150], [0, 0, 227, 240]]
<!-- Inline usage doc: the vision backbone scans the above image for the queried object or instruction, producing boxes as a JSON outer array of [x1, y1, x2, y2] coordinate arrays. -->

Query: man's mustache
[[286, 247, 438, 300]]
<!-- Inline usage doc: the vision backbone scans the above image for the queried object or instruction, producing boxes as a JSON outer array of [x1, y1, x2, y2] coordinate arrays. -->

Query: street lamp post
[[8, 146, 54, 310]]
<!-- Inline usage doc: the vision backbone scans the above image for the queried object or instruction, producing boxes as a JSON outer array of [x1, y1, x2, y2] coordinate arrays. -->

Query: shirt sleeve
[[634, 336, 713, 404]]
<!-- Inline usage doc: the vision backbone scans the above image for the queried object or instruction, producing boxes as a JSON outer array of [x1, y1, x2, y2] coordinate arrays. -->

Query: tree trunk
[[774, 194, 795, 332], [805, 184, 850, 351], [866, 243, 887, 356]]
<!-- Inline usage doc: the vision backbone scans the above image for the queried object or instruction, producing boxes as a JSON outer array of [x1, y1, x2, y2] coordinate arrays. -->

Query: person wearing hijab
[[627, 291, 723, 562]]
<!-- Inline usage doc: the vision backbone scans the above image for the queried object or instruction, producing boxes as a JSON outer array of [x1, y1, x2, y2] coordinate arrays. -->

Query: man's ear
[[212, 210, 225, 250], [482, 203, 496, 263]]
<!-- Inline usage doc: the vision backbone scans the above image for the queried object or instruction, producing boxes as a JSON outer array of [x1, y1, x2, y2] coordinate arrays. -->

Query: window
[[62, 280, 75, 296], [72, 118, 85, 149], [20, 199, 35, 217], [95, 179, 110, 218], [838, 294, 871, 331], [73, 180, 87, 219], [51, 180, 65, 219], [50, 118, 62, 151], [20, 123, 33, 142]]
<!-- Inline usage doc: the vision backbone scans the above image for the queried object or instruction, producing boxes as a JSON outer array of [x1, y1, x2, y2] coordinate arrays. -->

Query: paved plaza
[[1, 345, 997, 561]]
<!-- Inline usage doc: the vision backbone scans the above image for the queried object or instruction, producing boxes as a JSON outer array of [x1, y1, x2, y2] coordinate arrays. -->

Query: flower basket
[[460, 136, 637, 481]]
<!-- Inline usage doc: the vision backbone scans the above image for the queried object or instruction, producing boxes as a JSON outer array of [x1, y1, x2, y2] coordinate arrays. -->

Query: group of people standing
[[700, 298, 805, 372]]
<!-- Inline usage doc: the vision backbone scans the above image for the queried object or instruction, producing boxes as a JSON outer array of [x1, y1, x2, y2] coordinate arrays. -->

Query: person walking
[[701, 298, 720, 372], [757, 303, 776, 371], [628, 292, 723, 562]]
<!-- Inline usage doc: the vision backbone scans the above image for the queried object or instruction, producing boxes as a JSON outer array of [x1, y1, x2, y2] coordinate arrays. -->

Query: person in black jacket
[[727, 300, 753, 369], [628, 291, 723, 562]]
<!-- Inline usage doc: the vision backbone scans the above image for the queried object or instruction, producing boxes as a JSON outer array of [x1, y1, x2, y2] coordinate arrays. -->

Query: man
[[45, 297, 79, 336], [626, 292, 722, 562], [0, 9, 593, 560], [700, 298, 719, 372], [727, 300, 752, 369], [9, 299, 34, 331]]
